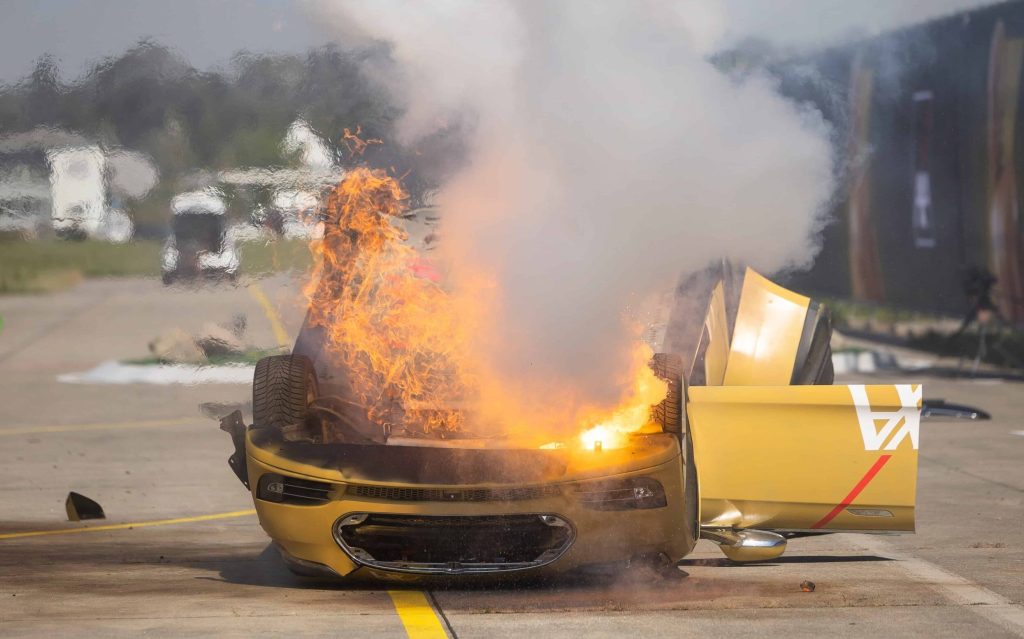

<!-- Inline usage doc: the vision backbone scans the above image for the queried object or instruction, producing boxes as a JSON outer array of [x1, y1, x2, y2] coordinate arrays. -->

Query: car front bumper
[[245, 450, 690, 579]]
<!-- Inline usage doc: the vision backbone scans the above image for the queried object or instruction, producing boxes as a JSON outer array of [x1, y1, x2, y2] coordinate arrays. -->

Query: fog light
[[633, 485, 656, 500], [576, 476, 667, 510], [257, 473, 285, 502]]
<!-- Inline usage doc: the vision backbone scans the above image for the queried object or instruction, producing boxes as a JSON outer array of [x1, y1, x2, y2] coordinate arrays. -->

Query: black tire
[[253, 355, 318, 430], [651, 352, 699, 552], [682, 428, 699, 552], [650, 353, 683, 434]]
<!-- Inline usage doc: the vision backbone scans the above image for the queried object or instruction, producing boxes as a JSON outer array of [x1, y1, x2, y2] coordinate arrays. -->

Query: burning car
[[220, 170, 920, 579]]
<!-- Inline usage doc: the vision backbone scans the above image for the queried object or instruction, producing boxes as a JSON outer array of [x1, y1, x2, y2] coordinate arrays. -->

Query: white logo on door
[[848, 384, 921, 451]]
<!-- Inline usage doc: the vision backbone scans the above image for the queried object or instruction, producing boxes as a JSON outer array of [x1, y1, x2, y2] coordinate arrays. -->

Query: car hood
[[246, 429, 680, 486]]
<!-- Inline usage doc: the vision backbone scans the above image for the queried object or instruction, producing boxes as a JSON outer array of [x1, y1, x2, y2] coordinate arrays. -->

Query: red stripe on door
[[810, 454, 893, 529]]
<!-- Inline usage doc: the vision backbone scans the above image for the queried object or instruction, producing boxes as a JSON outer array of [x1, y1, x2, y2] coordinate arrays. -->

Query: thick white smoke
[[315, 1, 834, 425]]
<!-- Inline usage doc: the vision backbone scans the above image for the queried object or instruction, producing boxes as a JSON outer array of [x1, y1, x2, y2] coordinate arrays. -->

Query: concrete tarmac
[[0, 276, 1021, 638]]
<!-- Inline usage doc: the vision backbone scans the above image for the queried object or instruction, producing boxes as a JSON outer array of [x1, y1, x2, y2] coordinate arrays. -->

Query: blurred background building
[[779, 1, 1024, 324]]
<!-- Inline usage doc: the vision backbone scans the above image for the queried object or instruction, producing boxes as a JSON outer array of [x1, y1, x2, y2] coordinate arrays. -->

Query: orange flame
[[577, 343, 667, 450], [305, 167, 473, 436], [305, 163, 666, 447]]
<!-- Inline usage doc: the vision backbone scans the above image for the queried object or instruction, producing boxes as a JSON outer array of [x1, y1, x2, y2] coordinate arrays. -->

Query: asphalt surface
[[0, 276, 1021, 638]]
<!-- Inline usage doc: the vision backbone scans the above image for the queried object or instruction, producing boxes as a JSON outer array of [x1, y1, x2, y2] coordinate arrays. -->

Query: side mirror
[[701, 528, 787, 563]]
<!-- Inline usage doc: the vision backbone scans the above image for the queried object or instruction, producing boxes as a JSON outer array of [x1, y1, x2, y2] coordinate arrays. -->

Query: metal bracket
[[219, 410, 249, 489]]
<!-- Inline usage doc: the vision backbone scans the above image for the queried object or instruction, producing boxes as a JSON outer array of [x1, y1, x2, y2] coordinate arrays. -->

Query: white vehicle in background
[[0, 178, 50, 239], [162, 191, 239, 285], [47, 146, 134, 242], [272, 189, 323, 239], [220, 119, 339, 239]]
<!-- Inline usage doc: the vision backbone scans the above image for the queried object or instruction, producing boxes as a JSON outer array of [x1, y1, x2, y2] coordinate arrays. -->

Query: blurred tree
[[0, 40, 467, 235]]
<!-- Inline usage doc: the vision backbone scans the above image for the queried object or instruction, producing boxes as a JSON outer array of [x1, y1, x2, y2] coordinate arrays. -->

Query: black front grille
[[347, 484, 561, 502], [280, 476, 332, 504], [335, 513, 574, 574], [258, 473, 333, 505]]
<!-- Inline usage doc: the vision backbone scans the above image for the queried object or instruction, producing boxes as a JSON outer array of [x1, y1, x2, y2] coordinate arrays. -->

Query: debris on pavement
[[148, 328, 206, 364], [65, 492, 105, 521], [148, 314, 255, 364], [921, 399, 991, 420], [800, 580, 816, 592], [195, 315, 248, 359]]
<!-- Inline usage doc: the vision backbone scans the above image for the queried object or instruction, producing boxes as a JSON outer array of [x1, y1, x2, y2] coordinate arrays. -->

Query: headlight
[[575, 477, 667, 510]]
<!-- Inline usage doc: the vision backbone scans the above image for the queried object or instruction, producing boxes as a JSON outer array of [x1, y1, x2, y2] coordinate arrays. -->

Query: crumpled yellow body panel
[[724, 268, 810, 386], [701, 281, 731, 386]]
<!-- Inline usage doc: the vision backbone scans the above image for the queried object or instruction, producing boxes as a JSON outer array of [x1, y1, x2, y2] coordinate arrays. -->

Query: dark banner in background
[[784, 1, 1024, 324]]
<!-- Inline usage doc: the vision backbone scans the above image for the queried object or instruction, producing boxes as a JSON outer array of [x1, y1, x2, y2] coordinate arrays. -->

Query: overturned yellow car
[[220, 267, 920, 579]]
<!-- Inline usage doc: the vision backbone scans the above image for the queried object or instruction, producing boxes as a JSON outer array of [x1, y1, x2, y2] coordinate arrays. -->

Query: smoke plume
[[315, 1, 835, 432]]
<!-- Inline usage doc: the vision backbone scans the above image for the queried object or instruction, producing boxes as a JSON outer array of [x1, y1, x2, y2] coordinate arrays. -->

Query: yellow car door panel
[[687, 383, 920, 533]]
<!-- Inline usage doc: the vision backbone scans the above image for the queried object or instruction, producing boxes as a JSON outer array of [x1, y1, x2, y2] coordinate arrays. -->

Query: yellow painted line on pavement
[[248, 282, 290, 348], [1, 417, 196, 436], [0, 509, 257, 541], [388, 590, 450, 639]]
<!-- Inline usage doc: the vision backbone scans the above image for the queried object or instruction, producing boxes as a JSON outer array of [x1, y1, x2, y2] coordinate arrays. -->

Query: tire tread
[[252, 354, 316, 430]]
